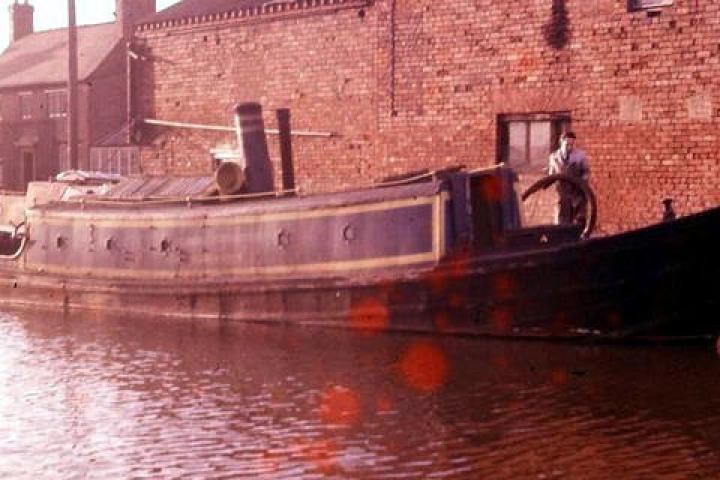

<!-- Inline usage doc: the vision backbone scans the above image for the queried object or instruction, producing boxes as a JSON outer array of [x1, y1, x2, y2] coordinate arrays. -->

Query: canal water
[[0, 310, 718, 479]]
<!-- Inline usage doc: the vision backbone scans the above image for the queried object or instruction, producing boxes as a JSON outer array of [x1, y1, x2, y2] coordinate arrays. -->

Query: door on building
[[21, 149, 36, 186]]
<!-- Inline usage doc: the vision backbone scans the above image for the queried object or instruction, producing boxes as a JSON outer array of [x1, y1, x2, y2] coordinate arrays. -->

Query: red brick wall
[[134, 1, 378, 191], [135, 0, 720, 233]]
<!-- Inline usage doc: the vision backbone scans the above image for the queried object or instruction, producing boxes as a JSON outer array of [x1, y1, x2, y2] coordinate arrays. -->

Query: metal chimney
[[233, 103, 274, 193]]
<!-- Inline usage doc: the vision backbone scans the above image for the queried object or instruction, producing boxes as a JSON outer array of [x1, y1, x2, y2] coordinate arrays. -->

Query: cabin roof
[[33, 177, 445, 216], [104, 176, 218, 199], [0, 23, 120, 89]]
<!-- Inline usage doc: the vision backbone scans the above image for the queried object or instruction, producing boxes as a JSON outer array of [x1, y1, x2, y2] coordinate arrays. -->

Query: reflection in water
[[0, 310, 719, 479]]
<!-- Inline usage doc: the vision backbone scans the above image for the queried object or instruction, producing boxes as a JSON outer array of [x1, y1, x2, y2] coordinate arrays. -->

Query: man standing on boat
[[548, 131, 590, 226]]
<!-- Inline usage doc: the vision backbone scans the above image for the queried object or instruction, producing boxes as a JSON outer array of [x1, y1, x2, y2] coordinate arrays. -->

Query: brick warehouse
[[132, 0, 719, 233]]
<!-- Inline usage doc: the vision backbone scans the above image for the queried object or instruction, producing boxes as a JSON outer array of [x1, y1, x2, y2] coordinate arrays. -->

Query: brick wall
[[134, 0, 720, 233]]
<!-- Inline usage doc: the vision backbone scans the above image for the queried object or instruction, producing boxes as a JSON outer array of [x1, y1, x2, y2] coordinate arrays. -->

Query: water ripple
[[0, 311, 719, 478]]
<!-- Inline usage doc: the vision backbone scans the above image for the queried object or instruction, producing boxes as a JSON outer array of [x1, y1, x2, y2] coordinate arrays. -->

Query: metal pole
[[126, 41, 133, 145], [141, 118, 336, 138], [276, 109, 295, 194], [67, 0, 79, 170], [234, 103, 274, 193]]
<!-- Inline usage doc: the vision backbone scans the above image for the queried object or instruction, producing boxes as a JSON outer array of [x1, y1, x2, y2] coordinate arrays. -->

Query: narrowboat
[[0, 104, 718, 341]]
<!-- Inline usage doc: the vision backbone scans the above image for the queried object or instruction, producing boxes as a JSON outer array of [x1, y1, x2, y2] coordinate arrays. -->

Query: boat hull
[[2, 205, 718, 341]]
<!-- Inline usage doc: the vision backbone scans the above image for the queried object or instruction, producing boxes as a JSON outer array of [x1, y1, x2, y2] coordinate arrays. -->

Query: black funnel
[[234, 102, 274, 193]]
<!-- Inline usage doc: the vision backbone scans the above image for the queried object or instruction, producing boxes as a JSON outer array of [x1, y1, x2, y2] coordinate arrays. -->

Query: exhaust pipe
[[276, 108, 295, 195], [233, 102, 274, 193]]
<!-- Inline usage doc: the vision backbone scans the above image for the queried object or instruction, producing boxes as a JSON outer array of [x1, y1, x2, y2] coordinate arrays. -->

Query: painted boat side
[[1, 204, 718, 340], [18, 181, 451, 280]]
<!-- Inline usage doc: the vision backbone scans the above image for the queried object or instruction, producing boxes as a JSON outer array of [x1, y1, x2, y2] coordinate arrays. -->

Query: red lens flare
[[550, 369, 569, 386], [294, 439, 341, 475], [398, 341, 449, 393], [491, 272, 516, 300], [320, 384, 362, 426], [349, 297, 389, 334], [376, 392, 394, 414], [480, 176, 503, 201], [434, 312, 450, 331], [490, 306, 514, 334]]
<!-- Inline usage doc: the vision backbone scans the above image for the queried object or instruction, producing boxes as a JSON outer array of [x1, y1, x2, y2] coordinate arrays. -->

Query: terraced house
[[0, 0, 155, 191]]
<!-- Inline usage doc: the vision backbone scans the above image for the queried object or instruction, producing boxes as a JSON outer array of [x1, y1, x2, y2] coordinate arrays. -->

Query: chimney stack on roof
[[116, 0, 156, 39], [9, 0, 34, 45]]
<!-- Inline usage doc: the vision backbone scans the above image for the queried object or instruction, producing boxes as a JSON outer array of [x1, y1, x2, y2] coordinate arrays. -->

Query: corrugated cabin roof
[[103, 176, 217, 199], [0, 23, 120, 89]]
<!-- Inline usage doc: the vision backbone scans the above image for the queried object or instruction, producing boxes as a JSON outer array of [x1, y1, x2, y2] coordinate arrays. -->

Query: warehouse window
[[497, 113, 570, 170], [89, 147, 140, 175], [628, 0, 673, 12]]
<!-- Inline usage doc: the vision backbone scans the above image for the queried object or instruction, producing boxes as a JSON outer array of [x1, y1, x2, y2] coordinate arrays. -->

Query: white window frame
[[497, 113, 571, 170], [628, 0, 673, 12], [46, 89, 68, 118]]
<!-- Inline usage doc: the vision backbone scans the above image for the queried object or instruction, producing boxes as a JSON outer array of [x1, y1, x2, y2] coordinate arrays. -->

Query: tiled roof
[[0, 23, 120, 89], [138, 0, 365, 28], [141, 0, 268, 25]]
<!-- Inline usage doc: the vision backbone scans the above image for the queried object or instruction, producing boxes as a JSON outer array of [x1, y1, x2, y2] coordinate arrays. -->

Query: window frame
[[18, 92, 33, 120], [45, 89, 68, 118], [58, 144, 69, 172], [627, 0, 673, 12], [89, 147, 141, 176], [496, 112, 571, 171]]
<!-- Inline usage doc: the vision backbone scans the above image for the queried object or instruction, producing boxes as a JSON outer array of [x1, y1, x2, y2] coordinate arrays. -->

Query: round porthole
[[277, 229, 290, 249], [342, 224, 356, 242]]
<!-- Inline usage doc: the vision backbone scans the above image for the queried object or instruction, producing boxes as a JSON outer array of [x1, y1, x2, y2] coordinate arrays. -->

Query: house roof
[[0, 23, 120, 89], [138, 0, 364, 28], [140, 0, 268, 25]]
